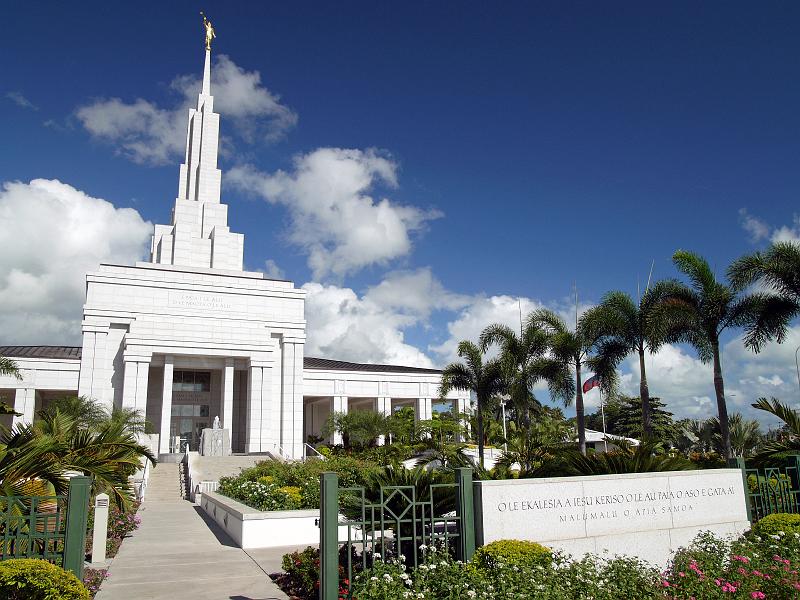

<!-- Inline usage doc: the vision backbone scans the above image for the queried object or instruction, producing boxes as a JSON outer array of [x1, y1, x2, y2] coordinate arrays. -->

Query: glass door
[[171, 403, 210, 451]]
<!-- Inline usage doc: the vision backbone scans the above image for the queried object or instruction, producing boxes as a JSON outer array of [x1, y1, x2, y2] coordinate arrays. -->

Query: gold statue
[[200, 11, 216, 51]]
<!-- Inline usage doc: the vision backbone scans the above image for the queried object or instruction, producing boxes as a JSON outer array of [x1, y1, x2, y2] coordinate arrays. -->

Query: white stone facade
[[0, 48, 467, 459]]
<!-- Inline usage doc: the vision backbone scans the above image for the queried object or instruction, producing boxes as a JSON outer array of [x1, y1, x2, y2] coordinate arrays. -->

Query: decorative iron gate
[[319, 467, 476, 600], [729, 456, 800, 523], [0, 476, 91, 579]]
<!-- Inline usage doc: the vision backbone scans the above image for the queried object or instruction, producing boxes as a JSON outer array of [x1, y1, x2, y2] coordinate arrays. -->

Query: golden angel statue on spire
[[200, 12, 216, 51]]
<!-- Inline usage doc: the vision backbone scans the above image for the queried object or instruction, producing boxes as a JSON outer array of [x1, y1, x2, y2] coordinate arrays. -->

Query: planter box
[[200, 491, 353, 549]]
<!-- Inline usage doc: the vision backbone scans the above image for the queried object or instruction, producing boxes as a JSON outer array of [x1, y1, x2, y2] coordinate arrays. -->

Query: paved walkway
[[96, 464, 291, 600]]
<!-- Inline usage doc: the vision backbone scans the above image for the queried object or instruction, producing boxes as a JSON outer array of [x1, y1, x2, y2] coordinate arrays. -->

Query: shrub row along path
[[96, 462, 291, 600]]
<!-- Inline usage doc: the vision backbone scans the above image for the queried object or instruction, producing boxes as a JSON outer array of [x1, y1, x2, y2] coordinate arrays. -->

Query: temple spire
[[201, 48, 211, 96]]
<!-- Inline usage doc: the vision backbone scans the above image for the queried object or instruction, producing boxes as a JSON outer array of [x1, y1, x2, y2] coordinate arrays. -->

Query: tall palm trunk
[[476, 399, 485, 468], [575, 359, 586, 455], [638, 345, 652, 438], [711, 339, 732, 459]]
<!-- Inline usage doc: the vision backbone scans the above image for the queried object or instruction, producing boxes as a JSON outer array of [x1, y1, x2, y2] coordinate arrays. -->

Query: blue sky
[[2, 2, 799, 424]]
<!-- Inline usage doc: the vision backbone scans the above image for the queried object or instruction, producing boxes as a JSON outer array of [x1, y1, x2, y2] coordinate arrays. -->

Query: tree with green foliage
[[751, 397, 800, 461], [439, 341, 504, 468], [494, 410, 573, 476], [527, 308, 600, 455], [479, 321, 570, 429], [649, 250, 760, 459], [322, 410, 388, 450], [585, 395, 676, 442], [581, 288, 675, 437], [0, 410, 156, 508], [728, 240, 800, 351]]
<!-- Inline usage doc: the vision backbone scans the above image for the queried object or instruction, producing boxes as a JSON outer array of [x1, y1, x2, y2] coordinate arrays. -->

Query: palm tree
[[527, 309, 598, 455], [494, 415, 573, 476], [479, 322, 571, 429], [0, 356, 20, 379], [649, 250, 759, 459], [0, 411, 156, 508], [728, 241, 800, 351], [751, 396, 800, 462], [582, 290, 668, 437], [438, 341, 504, 468]]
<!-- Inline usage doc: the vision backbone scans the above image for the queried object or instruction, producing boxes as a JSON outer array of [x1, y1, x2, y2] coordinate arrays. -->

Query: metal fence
[[0, 476, 91, 578], [319, 467, 476, 600], [729, 456, 800, 523]]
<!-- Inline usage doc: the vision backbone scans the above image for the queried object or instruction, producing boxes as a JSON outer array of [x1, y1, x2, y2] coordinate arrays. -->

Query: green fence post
[[319, 472, 339, 600], [727, 457, 753, 523], [63, 476, 91, 579], [455, 467, 475, 562]]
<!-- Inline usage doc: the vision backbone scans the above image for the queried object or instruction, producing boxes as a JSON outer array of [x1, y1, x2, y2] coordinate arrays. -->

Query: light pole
[[500, 397, 508, 452], [795, 345, 800, 397]]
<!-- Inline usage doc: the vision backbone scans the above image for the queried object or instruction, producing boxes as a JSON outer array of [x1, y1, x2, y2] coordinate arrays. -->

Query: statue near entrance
[[213, 415, 220, 430], [200, 11, 216, 51]]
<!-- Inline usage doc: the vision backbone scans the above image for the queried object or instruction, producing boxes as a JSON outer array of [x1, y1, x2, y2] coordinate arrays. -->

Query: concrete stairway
[[190, 454, 267, 484], [145, 463, 183, 503]]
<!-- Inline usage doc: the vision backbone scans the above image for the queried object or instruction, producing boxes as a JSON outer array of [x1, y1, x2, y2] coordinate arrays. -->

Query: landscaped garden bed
[[274, 518, 800, 599]]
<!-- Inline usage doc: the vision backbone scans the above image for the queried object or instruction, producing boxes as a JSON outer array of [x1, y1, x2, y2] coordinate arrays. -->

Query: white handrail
[[304, 443, 325, 460]]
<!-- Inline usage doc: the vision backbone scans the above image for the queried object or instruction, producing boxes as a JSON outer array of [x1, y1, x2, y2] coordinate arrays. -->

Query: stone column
[[280, 340, 305, 459], [330, 395, 348, 445], [246, 364, 264, 454], [121, 360, 138, 410], [415, 397, 433, 422], [134, 361, 149, 416], [77, 331, 96, 399], [222, 358, 234, 450], [159, 356, 174, 454], [12, 388, 35, 427], [376, 394, 392, 446]]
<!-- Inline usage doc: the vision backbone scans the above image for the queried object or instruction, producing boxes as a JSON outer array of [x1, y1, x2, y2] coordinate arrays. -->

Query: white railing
[[132, 457, 151, 502], [304, 443, 325, 460], [193, 480, 219, 501]]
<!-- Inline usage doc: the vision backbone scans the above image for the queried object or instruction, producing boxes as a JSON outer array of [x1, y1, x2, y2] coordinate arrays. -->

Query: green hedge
[[753, 512, 800, 538], [472, 539, 552, 571], [0, 559, 90, 600]]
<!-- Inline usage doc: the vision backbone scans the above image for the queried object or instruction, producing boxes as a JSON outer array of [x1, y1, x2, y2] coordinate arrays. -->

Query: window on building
[[173, 370, 211, 392]]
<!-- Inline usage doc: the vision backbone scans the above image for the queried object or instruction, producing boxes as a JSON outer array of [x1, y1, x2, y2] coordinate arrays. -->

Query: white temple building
[[0, 47, 468, 459]]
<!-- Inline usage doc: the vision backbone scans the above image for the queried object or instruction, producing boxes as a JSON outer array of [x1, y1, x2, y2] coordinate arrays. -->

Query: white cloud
[[757, 374, 784, 387], [303, 280, 434, 367], [263, 259, 285, 280], [0, 179, 151, 344], [616, 327, 800, 426], [772, 215, 800, 244], [76, 55, 296, 165], [364, 268, 469, 318], [6, 91, 37, 111], [228, 148, 442, 279], [738, 208, 771, 242], [428, 295, 546, 363], [739, 209, 800, 244]]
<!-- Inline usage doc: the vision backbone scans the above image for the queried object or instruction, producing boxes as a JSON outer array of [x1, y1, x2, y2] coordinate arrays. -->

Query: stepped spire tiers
[[149, 45, 244, 271]]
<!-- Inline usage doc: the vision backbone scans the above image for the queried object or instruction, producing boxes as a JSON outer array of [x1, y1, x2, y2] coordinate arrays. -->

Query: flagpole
[[600, 387, 608, 452]]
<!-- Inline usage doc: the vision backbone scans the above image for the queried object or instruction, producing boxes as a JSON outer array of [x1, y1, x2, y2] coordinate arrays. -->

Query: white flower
[[383, 573, 393, 582], [467, 591, 476, 598], [370, 576, 378, 581]]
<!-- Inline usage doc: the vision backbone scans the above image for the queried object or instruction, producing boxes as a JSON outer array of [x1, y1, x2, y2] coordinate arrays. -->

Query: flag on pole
[[582, 374, 601, 393]]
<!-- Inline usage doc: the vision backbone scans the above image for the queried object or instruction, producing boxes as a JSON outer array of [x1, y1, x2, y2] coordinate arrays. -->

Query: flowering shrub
[[218, 456, 381, 511], [662, 529, 800, 598], [82, 568, 108, 598], [752, 512, 800, 538], [273, 545, 358, 599], [218, 478, 303, 511], [348, 543, 659, 600]]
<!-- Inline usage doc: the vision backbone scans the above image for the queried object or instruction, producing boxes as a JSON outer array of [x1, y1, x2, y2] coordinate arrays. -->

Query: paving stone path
[[95, 463, 291, 600]]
